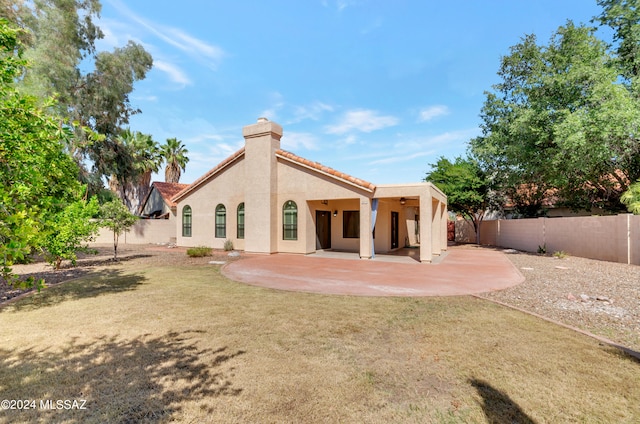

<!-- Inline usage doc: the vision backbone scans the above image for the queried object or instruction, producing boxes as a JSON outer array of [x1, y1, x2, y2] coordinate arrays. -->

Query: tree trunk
[[113, 231, 119, 261], [165, 163, 181, 183], [133, 171, 152, 214]]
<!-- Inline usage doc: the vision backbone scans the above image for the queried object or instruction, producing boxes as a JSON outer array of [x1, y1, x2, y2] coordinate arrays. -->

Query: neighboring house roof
[[275, 149, 376, 192], [171, 146, 376, 205], [172, 147, 246, 203], [139, 181, 189, 214]]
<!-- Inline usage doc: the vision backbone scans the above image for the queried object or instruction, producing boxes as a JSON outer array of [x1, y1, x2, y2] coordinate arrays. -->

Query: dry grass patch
[[0, 262, 639, 423]]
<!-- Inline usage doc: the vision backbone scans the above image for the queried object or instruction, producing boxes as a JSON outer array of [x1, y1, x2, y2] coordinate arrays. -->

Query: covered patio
[[308, 183, 448, 263]]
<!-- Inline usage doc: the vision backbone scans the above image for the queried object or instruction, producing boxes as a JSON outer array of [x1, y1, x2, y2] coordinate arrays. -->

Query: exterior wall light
[[333, 210, 338, 217], [400, 197, 406, 205]]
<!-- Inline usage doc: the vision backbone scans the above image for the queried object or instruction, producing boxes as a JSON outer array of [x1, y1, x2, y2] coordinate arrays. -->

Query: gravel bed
[[479, 248, 640, 352]]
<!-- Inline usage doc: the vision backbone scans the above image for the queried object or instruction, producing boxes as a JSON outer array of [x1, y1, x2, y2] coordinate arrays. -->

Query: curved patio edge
[[221, 247, 525, 297]]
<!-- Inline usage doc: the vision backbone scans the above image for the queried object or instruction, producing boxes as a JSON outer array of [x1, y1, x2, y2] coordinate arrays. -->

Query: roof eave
[[276, 152, 375, 193]]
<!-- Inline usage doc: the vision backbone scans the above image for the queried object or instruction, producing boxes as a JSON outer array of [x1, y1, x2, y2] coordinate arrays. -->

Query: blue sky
[[97, 0, 606, 186]]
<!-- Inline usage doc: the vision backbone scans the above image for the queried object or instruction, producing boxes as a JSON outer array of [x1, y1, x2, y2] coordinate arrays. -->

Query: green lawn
[[1, 262, 639, 423]]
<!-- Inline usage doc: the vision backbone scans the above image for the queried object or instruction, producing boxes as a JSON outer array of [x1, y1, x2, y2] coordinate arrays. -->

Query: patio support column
[[431, 199, 442, 256], [359, 197, 372, 259], [420, 192, 433, 263], [441, 202, 448, 251]]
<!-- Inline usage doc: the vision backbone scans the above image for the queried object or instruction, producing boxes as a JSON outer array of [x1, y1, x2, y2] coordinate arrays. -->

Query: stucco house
[[172, 118, 448, 262]]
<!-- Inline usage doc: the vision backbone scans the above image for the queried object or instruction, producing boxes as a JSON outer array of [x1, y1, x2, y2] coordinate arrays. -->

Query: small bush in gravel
[[186, 246, 212, 257], [553, 250, 568, 259], [224, 239, 234, 251]]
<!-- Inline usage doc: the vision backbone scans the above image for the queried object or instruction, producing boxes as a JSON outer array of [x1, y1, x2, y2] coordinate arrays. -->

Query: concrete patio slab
[[222, 246, 524, 297]]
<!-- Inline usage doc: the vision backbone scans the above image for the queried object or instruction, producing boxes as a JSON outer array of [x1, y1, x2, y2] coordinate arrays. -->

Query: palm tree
[[131, 131, 162, 194], [161, 137, 189, 183], [111, 129, 162, 212]]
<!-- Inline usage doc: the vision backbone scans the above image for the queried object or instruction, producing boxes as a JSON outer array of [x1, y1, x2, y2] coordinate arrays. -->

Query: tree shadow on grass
[[1, 268, 147, 313], [469, 378, 536, 424], [603, 344, 640, 365], [0, 330, 245, 423]]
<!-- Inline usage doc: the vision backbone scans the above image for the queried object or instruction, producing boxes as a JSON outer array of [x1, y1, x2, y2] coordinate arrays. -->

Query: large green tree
[[425, 156, 492, 243], [595, 0, 640, 82], [470, 21, 640, 215], [0, 19, 82, 287], [11, 0, 153, 191]]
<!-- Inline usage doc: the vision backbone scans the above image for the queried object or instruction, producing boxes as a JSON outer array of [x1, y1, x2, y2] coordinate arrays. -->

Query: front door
[[316, 210, 331, 249], [391, 211, 399, 249]]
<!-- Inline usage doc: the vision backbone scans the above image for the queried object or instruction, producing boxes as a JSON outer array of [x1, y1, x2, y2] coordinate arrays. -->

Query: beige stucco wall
[[276, 159, 374, 254], [405, 206, 419, 246], [479, 220, 498, 246], [544, 215, 629, 263], [457, 215, 640, 265], [631, 215, 640, 265], [497, 218, 545, 252], [92, 219, 176, 245], [175, 157, 246, 250]]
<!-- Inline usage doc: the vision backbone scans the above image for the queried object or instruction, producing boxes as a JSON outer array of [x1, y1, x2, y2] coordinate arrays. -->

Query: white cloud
[[96, 21, 121, 49], [343, 134, 358, 145], [290, 102, 334, 123], [106, 0, 225, 69], [369, 150, 435, 165], [259, 92, 286, 121], [321, 0, 359, 11], [161, 28, 225, 67], [281, 132, 319, 151], [131, 94, 158, 102], [325, 109, 399, 134], [394, 127, 479, 151], [418, 105, 450, 122], [361, 18, 383, 35], [189, 133, 226, 144], [154, 60, 192, 87]]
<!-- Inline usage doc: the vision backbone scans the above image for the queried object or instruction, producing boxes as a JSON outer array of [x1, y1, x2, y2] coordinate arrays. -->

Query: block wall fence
[[92, 219, 176, 245], [455, 214, 640, 265]]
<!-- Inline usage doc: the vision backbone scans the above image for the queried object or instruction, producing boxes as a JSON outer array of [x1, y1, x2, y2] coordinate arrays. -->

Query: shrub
[[537, 244, 547, 254], [553, 250, 568, 259], [186, 246, 212, 257], [223, 239, 234, 251]]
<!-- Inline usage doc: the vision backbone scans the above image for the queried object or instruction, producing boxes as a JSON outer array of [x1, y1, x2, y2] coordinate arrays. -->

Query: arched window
[[237, 203, 245, 239], [215, 204, 226, 238], [283, 200, 297, 240], [182, 206, 192, 237]]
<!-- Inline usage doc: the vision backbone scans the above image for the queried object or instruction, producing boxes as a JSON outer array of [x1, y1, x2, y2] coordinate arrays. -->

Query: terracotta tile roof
[[276, 149, 376, 192], [153, 182, 190, 208], [172, 147, 245, 203]]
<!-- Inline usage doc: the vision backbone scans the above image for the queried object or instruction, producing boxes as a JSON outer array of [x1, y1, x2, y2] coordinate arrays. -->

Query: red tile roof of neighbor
[[171, 146, 377, 203], [152, 182, 190, 208], [276, 149, 376, 192]]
